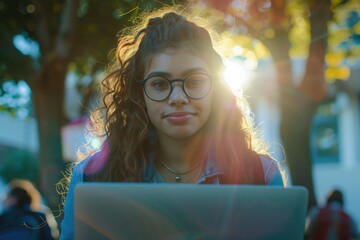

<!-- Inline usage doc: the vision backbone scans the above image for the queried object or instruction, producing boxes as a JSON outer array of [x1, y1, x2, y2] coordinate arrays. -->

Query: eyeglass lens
[[143, 73, 211, 101]]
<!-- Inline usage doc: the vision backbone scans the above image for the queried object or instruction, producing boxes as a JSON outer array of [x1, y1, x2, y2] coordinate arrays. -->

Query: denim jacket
[[59, 154, 284, 240]]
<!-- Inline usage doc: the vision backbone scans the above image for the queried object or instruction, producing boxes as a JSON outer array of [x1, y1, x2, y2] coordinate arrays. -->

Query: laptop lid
[[74, 183, 308, 240]]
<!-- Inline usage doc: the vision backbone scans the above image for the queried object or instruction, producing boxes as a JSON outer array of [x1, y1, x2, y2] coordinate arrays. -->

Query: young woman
[[60, 7, 285, 239]]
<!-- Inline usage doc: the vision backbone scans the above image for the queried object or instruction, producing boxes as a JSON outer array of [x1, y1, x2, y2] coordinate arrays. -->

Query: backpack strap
[[219, 151, 265, 185], [83, 151, 108, 182], [252, 153, 265, 185]]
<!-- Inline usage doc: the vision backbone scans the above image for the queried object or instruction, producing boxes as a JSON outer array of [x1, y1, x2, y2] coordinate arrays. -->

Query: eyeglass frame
[[139, 73, 213, 101]]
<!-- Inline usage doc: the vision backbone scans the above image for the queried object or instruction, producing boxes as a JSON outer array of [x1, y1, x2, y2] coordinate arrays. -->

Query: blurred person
[[11, 179, 60, 239], [60, 6, 286, 240], [305, 188, 359, 240], [0, 179, 57, 240], [0, 177, 8, 214]]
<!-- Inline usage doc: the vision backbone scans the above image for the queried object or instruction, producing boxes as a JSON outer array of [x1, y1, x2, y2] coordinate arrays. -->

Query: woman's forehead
[[144, 49, 210, 78]]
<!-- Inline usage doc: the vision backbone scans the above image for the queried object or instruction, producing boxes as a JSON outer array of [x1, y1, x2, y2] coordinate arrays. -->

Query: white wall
[[0, 112, 38, 153]]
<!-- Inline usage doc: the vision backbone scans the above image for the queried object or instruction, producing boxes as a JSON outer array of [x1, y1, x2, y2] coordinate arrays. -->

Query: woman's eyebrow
[[145, 67, 209, 79], [182, 67, 209, 76], [145, 71, 172, 79]]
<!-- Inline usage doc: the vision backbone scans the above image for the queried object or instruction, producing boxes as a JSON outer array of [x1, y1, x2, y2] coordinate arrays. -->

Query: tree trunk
[[29, 0, 80, 214], [279, 85, 318, 208], [32, 59, 68, 212], [284, 0, 330, 209], [262, 28, 318, 209]]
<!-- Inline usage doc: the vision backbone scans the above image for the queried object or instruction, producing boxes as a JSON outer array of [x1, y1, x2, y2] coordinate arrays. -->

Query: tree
[[201, 0, 360, 208], [0, 0, 184, 211]]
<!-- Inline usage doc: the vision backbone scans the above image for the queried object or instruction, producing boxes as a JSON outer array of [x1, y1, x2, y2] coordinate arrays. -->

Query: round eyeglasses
[[139, 72, 212, 101]]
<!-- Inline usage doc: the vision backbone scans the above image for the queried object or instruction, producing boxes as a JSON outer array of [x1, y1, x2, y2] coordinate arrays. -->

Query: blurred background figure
[[0, 179, 57, 240], [305, 188, 359, 240], [0, 177, 8, 214]]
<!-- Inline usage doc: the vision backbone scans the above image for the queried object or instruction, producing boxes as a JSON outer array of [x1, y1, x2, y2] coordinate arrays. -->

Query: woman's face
[[143, 49, 213, 140]]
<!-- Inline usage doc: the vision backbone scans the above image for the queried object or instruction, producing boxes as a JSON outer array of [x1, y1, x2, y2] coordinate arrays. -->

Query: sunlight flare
[[223, 59, 253, 92]]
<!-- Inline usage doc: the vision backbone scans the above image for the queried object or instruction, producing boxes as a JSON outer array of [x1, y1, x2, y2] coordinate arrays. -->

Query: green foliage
[[329, 0, 360, 55], [0, 148, 39, 183], [0, 0, 186, 115], [0, 0, 186, 82], [326, 0, 360, 80], [287, 0, 310, 58], [0, 80, 32, 118]]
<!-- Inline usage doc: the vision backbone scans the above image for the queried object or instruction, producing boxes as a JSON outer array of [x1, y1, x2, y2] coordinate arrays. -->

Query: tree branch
[[300, 0, 332, 101], [33, 0, 50, 55]]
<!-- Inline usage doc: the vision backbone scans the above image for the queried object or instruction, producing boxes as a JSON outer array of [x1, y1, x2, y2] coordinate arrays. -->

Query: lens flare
[[223, 59, 253, 93]]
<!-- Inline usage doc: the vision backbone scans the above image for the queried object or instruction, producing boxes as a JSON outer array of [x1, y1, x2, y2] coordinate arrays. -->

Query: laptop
[[74, 183, 308, 240]]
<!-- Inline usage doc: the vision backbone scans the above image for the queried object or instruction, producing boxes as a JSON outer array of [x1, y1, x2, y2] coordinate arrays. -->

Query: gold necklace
[[159, 160, 202, 182]]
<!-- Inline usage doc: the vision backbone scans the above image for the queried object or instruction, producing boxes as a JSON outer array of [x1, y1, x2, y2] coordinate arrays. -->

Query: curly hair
[[78, 6, 269, 184]]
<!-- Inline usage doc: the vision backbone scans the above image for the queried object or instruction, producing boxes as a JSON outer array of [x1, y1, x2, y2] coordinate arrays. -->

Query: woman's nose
[[167, 85, 189, 106]]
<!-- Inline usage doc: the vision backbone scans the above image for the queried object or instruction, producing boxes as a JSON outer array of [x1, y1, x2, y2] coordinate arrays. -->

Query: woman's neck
[[156, 132, 208, 172]]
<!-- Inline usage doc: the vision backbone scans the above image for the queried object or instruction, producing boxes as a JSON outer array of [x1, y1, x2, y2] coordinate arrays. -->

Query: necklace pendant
[[175, 176, 181, 182]]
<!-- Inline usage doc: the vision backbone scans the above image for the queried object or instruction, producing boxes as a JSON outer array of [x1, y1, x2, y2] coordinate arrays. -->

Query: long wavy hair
[[77, 6, 269, 184]]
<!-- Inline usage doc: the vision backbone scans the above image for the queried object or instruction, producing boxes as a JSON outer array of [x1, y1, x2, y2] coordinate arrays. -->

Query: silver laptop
[[74, 183, 308, 240]]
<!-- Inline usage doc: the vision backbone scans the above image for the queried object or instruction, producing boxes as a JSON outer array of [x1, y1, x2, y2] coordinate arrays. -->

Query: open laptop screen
[[75, 183, 308, 240]]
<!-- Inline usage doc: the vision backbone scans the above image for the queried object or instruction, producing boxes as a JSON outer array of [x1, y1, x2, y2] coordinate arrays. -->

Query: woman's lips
[[165, 112, 194, 125]]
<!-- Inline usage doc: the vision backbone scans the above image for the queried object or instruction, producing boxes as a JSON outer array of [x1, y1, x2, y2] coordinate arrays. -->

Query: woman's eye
[[188, 79, 202, 87], [186, 74, 209, 88], [149, 78, 169, 89]]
